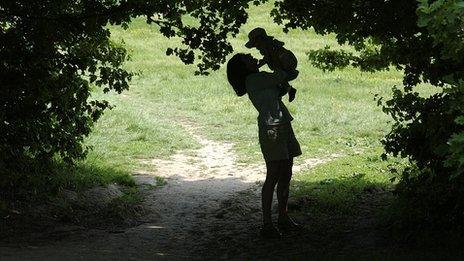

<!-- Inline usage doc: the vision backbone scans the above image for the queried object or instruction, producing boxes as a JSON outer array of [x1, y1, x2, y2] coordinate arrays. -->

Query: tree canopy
[[273, 0, 464, 230], [0, 0, 263, 166]]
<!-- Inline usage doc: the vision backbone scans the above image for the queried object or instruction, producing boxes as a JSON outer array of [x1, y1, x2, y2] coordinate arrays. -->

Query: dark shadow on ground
[[195, 177, 464, 259], [0, 163, 142, 245], [193, 176, 392, 259], [2, 174, 464, 260]]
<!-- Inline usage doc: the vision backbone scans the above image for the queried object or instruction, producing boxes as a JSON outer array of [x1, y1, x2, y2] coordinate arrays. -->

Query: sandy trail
[[131, 119, 334, 257], [1, 119, 333, 260]]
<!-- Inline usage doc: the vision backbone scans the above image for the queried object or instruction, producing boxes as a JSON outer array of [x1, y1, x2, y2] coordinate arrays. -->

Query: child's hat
[[245, 27, 268, 48]]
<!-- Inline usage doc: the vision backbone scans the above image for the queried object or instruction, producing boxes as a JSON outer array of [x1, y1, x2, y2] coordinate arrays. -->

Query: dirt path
[[1, 119, 334, 260], [130, 119, 335, 258]]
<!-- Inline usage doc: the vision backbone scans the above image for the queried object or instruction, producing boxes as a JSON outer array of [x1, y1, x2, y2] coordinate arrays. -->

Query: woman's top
[[246, 69, 294, 127]]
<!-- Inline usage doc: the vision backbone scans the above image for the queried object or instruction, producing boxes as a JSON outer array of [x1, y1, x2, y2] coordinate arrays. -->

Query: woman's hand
[[267, 128, 278, 141]]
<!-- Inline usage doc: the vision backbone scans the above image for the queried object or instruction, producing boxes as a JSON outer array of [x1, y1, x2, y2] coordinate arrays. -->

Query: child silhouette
[[245, 27, 299, 102]]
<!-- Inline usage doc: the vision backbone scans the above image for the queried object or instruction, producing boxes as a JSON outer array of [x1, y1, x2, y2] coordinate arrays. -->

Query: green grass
[[62, 2, 437, 208], [293, 150, 405, 213]]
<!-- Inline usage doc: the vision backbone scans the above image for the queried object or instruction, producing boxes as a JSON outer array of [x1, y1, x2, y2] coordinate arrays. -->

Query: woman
[[227, 53, 302, 238]]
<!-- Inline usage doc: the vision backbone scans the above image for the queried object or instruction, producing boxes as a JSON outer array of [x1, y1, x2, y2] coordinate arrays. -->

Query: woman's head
[[227, 53, 258, 96]]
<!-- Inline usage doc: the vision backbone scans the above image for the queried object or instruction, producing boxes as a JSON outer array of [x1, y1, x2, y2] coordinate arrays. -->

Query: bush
[[0, 1, 132, 167], [381, 84, 464, 230], [270, 0, 464, 230]]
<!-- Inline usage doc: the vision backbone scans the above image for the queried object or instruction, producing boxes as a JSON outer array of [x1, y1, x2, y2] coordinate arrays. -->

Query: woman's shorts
[[258, 122, 302, 162]]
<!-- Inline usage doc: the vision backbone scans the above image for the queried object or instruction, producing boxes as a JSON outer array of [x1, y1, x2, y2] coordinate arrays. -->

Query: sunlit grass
[[75, 2, 437, 207]]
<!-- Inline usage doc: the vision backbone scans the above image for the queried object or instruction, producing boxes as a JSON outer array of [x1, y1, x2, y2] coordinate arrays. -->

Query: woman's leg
[[262, 160, 282, 225], [276, 158, 293, 218], [276, 157, 301, 229]]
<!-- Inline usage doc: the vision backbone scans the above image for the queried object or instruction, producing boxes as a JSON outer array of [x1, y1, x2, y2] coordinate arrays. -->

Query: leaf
[[417, 16, 430, 27], [456, 2, 464, 8], [450, 169, 464, 180], [455, 116, 464, 125]]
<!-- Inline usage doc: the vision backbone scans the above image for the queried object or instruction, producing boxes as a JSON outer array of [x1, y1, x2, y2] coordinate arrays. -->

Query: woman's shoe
[[260, 224, 282, 239], [277, 216, 303, 231]]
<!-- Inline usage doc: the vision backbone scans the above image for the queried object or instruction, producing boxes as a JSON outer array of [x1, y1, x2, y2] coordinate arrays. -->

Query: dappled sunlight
[[125, 173, 396, 258], [135, 118, 265, 184], [106, 119, 392, 258], [135, 118, 337, 185], [144, 225, 164, 229], [0, 145, 435, 259]]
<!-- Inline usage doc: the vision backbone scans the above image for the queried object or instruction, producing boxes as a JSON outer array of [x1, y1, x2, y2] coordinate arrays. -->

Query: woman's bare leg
[[262, 160, 281, 225], [277, 158, 293, 218]]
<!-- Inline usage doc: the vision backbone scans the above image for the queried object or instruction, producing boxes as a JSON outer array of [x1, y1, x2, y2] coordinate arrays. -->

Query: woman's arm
[[269, 69, 290, 85], [247, 70, 290, 93], [257, 59, 267, 68]]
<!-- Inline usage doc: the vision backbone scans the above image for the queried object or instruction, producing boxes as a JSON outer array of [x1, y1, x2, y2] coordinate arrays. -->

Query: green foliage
[[307, 46, 355, 72], [0, 0, 263, 169], [270, 0, 464, 230], [381, 85, 464, 175], [273, 0, 462, 86], [0, 160, 135, 202], [0, 1, 132, 166], [417, 0, 464, 63], [446, 115, 464, 179]]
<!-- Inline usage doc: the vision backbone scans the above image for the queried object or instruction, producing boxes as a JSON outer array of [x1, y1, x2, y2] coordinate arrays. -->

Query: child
[[245, 27, 299, 102]]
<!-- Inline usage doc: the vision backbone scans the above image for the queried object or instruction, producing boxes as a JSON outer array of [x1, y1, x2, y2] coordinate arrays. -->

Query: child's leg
[[288, 87, 297, 102], [286, 70, 299, 81], [278, 82, 296, 102], [278, 82, 291, 97], [280, 69, 298, 102]]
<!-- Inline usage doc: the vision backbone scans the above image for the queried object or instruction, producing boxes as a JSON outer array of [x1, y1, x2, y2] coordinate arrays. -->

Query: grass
[[17, 2, 437, 212], [292, 149, 406, 213], [91, 2, 425, 205], [104, 14, 389, 168]]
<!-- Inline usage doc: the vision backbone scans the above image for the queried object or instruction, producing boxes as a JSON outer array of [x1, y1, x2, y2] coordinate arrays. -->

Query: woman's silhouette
[[227, 53, 302, 239]]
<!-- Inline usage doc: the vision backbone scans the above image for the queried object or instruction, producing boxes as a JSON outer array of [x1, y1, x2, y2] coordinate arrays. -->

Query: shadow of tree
[[0, 162, 141, 243], [2, 172, 464, 259], [199, 175, 464, 259], [195, 175, 396, 259]]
